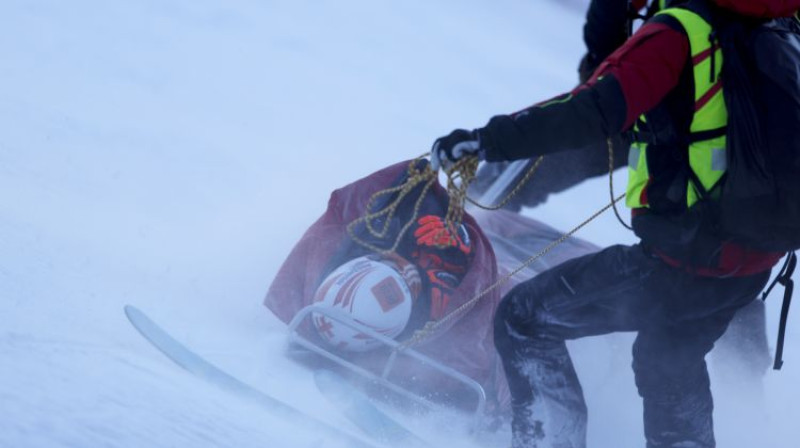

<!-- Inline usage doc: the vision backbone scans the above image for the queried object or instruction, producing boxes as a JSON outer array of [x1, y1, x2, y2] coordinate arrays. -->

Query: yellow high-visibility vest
[[626, 7, 727, 209]]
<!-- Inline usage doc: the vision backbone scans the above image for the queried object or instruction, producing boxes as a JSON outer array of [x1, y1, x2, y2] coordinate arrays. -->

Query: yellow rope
[[346, 155, 480, 254], [397, 190, 626, 350], [608, 138, 633, 231], [345, 149, 628, 351], [466, 156, 545, 210]]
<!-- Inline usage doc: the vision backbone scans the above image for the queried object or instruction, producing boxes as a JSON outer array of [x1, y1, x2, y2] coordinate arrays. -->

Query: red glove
[[413, 215, 472, 256], [409, 215, 475, 320], [425, 269, 459, 320]]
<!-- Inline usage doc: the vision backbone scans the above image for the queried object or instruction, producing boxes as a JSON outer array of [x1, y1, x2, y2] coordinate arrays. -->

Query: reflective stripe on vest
[[626, 7, 727, 209]]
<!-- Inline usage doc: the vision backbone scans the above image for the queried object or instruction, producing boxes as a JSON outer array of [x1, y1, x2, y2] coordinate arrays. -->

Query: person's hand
[[425, 268, 459, 320], [410, 215, 473, 321], [430, 129, 483, 171], [578, 52, 600, 84], [413, 215, 471, 256]]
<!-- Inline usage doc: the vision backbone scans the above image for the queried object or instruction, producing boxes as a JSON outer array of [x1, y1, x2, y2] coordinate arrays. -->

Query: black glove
[[430, 129, 483, 171], [578, 52, 601, 84]]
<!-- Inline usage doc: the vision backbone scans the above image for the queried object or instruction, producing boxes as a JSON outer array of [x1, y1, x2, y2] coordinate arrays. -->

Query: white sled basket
[[287, 304, 487, 421]]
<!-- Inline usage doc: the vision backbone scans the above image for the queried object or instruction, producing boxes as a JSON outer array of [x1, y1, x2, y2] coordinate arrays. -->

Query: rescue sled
[[265, 159, 600, 422]]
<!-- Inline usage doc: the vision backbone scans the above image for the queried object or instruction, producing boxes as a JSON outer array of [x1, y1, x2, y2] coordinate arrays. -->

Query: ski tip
[[124, 304, 142, 321], [124, 304, 135, 317]]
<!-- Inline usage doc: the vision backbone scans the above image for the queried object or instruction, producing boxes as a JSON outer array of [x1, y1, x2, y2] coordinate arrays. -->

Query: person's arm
[[583, 0, 638, 65], [479, 17, 688, 162], [580, 0, 649, 82]]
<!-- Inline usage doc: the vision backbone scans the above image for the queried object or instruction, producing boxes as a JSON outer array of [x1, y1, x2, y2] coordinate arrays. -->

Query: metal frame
[[287, 304, 487, 422], [282, 158, 537, 424], [474, 159, 532, 206]]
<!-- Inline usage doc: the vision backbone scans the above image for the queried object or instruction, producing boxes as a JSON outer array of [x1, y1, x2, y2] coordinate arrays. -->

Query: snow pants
[[493, 244, 771, 448]]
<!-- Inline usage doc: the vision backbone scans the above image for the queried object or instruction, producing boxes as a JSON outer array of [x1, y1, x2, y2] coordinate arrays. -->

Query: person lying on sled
[[264, 158, 600, 420]]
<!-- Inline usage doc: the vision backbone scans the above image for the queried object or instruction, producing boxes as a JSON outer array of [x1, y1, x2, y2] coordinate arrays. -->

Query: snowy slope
[[1, 0, 797, 447]]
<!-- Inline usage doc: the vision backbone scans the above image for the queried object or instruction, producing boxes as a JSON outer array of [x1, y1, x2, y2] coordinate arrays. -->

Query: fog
[[1, 1, 797, 447]]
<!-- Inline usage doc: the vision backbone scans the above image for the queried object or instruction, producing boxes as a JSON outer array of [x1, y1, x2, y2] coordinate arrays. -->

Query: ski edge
[[123, 305, 382, 448]]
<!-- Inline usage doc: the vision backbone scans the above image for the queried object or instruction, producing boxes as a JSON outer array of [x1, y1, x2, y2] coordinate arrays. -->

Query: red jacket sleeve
[[592, 21, 689, 128], [481, 20, 689, 162]]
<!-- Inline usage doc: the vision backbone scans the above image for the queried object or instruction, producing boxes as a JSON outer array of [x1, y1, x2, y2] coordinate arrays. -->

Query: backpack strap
[[762, 251, 797, 370]]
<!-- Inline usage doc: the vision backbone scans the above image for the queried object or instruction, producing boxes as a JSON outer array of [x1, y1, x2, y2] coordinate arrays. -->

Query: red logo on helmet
[[371, 277, 405, 312]]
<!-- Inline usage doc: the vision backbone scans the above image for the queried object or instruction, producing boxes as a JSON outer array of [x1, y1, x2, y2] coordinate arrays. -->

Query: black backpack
[[693, 6, 800, 369], [710, 14, 800, 253]]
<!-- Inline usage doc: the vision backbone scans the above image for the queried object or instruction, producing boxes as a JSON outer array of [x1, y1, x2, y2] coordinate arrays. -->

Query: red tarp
[[264, 160, 599, 415]]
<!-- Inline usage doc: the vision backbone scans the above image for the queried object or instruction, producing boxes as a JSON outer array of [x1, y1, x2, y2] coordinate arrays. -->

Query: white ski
[[124, 305, 382, 448]]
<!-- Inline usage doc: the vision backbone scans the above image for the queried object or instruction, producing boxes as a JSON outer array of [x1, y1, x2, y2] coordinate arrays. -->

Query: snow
[[0, 0, 797, 447]]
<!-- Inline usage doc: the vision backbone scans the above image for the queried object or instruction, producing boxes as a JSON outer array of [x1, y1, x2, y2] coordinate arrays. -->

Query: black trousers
[[493, 244, 771, 448]]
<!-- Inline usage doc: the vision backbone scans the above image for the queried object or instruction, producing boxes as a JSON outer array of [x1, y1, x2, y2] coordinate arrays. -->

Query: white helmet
[[312, 253, 421, 352]]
